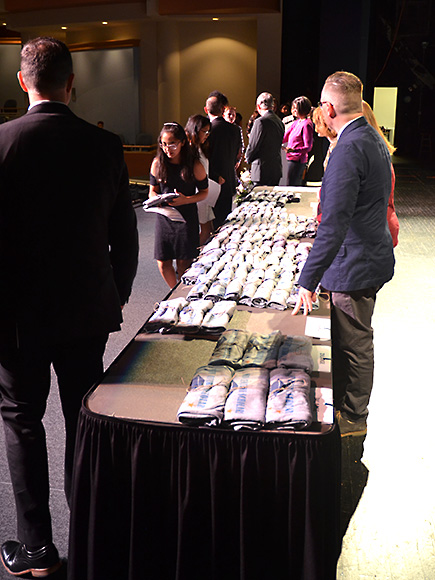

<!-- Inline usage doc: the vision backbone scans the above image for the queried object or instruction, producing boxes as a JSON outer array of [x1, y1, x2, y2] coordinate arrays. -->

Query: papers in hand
[[143, 193, 185, 222]]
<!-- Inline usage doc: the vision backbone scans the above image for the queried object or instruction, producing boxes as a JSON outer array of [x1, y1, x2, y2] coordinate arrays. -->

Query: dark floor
[[0, 155, 434, 579]]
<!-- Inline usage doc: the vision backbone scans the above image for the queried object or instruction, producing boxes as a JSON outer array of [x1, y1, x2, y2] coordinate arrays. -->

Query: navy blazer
[[0, 102, 139, 341], [298, 116, 395, 292]]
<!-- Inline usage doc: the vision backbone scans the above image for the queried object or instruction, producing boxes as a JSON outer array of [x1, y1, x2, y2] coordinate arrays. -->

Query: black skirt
[[154, 214, 200, 261]]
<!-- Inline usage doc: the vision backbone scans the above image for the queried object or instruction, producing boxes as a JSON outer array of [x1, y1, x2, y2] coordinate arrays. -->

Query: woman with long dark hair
[[149, 122, 208, 287], [185, 114, 221, 245]]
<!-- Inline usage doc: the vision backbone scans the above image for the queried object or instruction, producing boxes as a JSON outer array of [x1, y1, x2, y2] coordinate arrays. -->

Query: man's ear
[[66, 73, 74, 92], [17, 71, 28, 93], [66, 73, 74, 95]]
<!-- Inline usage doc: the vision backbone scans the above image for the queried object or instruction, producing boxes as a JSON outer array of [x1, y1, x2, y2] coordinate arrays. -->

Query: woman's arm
[[149, 158, 161, 197], [169, 160, 209, 205]]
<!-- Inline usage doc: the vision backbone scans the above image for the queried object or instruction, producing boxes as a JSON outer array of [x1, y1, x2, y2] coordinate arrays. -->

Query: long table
[[68, 187, 341, 580]]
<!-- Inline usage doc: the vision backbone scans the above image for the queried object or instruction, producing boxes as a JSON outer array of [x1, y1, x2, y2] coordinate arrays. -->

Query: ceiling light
[[212, 18, 219, 21], [61, 26, 67, 30], [102, 21, 108, 25]]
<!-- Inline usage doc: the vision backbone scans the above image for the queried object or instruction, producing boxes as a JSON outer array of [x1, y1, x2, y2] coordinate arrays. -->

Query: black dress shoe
[[1, 541, 61, 577]]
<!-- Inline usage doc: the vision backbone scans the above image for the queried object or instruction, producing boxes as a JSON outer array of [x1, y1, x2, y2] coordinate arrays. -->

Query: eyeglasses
[[200, 129, 210, 135], [160, 141, 181, 151], [318, 101, 334, 108]]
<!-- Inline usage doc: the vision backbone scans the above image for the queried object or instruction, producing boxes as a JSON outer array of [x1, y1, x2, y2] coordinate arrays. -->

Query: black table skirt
[[68, 405, 341, 580]]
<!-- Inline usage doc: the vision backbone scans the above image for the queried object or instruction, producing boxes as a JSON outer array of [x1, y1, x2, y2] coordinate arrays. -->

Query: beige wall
[[4, 7, 282, 143], [178, 20, 257, 130]]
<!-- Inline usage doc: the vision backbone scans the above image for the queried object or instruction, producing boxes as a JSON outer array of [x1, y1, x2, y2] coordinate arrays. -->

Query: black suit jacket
[[0, 102, 139, 342], [245, 111, 285, 185], [207, 116, 242, 226], [208, 116, 241, 194]]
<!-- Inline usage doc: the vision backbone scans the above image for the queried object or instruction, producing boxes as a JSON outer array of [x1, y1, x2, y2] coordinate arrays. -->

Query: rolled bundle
[[181, 262, 208, 285], [145, 297, 188, 332], [266, 368, 312, 430], [208, 329, 251, 368], [240, 330, 283, 369], [205, 280, 227, 303], [217, 266, 235, 284], [223, 367, 270, 430], [267, 289, 291, 310], [275, 270, 295, 291], [251, 279, 276, 308], [175, 299, 214, 333], [277, 335, 314, 373], [233, 264, 249, 283], [187, 280, 210, 301], [201, 300, 238, 334], [239, 281, 261, 306], [224, 278, 244, 302], [196, 249, 224, 269], [177, 365, 235, 426], [264, 264, 282, 280]]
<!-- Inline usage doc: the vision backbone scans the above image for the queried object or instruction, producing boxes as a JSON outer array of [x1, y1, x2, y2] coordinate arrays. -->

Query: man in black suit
[[0, 37, 138, 576], [245, 92, 285, 186], [205, 91, 242, 229]]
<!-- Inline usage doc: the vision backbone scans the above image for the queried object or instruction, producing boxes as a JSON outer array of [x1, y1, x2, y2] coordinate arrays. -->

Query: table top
[[86, 186, 333, 434]]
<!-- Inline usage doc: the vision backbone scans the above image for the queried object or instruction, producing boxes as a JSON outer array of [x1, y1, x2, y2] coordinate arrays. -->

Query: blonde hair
[[312, 106, 337, 139], [362, 100, 396, 155]]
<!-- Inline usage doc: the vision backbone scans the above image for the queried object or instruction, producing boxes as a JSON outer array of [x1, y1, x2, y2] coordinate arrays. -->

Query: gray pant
[[331, 287, 379, 421]]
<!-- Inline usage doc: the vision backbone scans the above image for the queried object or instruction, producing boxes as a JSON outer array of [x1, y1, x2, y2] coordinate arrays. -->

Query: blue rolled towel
[[177, 365, 235, 426], [223, 367, 270, 430], [266, 368, 312, 430]]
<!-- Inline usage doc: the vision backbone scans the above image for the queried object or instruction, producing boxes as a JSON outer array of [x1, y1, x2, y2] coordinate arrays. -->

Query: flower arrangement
[[235, 170, 254, 205]]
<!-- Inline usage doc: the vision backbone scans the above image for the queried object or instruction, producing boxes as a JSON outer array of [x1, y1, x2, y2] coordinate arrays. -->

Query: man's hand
[[291, 287, 317, 316]]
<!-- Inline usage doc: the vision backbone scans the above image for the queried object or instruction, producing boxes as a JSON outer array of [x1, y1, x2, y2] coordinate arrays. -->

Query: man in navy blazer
[[293, 71, 395, 437], [0, 37, 138, 576], [245, 92, 285, 186]]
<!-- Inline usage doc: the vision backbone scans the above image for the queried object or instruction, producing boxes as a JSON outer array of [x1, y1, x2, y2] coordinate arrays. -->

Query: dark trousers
[[286, 160, 305, 186], [0, 328, 108, 547], [331, 287, 378, 421], [213, 181, 234, 230]]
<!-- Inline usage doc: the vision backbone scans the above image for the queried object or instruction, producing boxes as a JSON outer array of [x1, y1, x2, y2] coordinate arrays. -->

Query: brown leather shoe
[[337, 411, 367, 437]]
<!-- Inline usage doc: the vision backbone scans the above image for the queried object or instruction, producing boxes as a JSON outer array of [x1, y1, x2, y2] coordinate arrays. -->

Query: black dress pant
[[213, 181, 234, 230], [286, 159, 305, 186], [330, 287, 378, 421], [0, 327, 108, 547]]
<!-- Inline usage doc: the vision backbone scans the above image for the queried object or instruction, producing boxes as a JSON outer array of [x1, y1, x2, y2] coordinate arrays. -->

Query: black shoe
[[1, 541, 61, 577]]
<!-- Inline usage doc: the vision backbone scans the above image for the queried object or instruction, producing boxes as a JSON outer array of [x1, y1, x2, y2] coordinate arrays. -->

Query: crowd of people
[[147, 86, 398, 292], [0, 34, 398, 579], [147, 90, 311, 289]]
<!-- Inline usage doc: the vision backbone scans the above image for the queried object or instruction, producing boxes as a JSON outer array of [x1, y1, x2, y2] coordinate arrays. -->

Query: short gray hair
[[256, 92, 274, 110]]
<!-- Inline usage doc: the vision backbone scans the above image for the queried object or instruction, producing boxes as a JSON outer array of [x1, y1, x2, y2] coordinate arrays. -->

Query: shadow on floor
[[340, 436, 369, 538]]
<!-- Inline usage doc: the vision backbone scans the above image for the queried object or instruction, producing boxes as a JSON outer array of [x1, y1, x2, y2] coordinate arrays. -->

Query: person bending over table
[[150, 122, 208, 288]]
